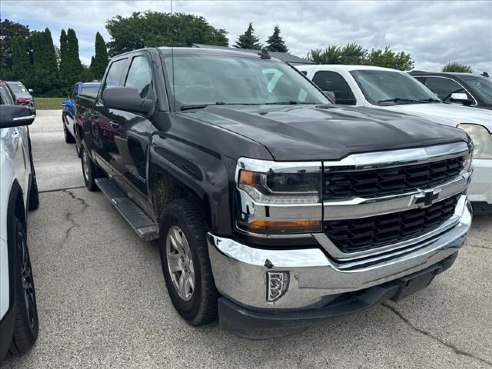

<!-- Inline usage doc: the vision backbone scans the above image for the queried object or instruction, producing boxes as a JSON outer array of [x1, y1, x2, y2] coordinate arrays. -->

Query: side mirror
[[102, 87, 153, 114], [450, 92, 472, 105], [323, 91, 336, 103], [0, 105, 35, 128]]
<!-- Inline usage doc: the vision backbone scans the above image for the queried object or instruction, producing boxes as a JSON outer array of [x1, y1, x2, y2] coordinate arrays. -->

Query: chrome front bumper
[[208, 196, 471, 310]]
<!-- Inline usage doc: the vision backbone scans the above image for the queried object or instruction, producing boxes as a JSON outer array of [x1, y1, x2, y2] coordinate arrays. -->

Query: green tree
[[66, 28, 83, 86], [90, 32, 109, 80], [106, 11, 228, 56], [59, 30, 70, 85], [307, 46, 342, 64], [9, 37, 32, 85], [0, 19, 32, 78], [31, 29, 61, 96], [307, 43, 414, 70], [339, 43, 367, 64], [234, 22, 262, 50], [366, 47, 414, 71], [266, 25, 288, 52], [442, 62, 472, 73]]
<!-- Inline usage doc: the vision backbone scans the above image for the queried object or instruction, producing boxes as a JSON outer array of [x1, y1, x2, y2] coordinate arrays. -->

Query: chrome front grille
[[320, 142, 472, 260], [323, 156, 465, 201], [323, 195, 459, 253]]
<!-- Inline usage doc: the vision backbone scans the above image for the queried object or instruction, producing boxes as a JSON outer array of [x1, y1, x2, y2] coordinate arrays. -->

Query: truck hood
[[381, 103, 492, 131], [185, 105, 468, 161]]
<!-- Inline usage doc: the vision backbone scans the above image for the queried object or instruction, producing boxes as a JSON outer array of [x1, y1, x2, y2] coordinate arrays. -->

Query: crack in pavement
[[61, 189, 90, 244], [468, 244, 492, 251], [382, 303, 492, 367], [39, 185, 86, 194]]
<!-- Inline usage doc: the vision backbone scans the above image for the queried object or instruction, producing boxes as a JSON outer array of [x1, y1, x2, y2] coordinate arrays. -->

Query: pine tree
[[10, 37, 31, 84], [66, 28, 83, 86], [31, 29, 62, 96], [91, 32, 109, 80], [266, 25, 288, 52], [234, 23, 262, 50], [59, 30, 70, 86]]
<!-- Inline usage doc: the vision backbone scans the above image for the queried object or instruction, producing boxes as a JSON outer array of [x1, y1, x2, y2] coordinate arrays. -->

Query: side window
[[125, 56, 152, 98], [312, 71, 356, 105], [104, 58, 129, 89], [424, 77, 467, 100]]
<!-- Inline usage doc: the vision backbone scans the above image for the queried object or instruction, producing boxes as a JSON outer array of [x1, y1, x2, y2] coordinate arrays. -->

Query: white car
[[297, 64, 492, 213], [0, 83, 39, 361]]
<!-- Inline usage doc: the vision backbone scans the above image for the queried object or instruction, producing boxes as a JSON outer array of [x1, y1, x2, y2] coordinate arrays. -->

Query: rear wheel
[[159, 199, 218, 325], [80, 144, 102, 191], [8, 217, 39, 357]]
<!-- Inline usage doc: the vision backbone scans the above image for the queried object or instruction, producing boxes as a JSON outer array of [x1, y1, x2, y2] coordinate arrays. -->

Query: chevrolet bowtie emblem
[[413, 189, 440, 207]]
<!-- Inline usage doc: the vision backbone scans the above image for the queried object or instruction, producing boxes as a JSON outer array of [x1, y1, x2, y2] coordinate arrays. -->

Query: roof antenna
[[258, 48, 271, 60]]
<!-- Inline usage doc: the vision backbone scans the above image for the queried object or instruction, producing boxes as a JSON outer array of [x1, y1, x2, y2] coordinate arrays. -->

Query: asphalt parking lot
[[2, 110, 492, 369]]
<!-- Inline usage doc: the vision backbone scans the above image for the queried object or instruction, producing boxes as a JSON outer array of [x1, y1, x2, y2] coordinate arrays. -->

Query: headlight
[[458, 124, 492, 159], [236, 158, 322, 234]]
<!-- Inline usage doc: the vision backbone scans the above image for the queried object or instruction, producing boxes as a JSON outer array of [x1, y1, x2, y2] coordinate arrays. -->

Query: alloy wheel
[[166, 226, 195, 301]]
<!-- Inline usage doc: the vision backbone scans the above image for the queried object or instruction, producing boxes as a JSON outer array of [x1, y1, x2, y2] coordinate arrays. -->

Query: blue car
[[62, 82, 100, 154]]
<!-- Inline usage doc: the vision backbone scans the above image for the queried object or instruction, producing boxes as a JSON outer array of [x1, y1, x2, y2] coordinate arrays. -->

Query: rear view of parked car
[[0, 81, 40, 362], [5, 81, 35, 113], [410, 71, 492, 110]]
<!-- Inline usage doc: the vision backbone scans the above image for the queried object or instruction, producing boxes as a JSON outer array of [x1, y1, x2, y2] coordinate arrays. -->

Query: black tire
[[28, 174, 39, 211], [8, 217, 39, 357], [159, 198, 218, 325], [63, 117, 75, 144], [80, 144, 101, 191]]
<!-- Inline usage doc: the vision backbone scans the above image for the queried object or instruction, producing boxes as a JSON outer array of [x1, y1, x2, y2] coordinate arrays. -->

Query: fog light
[[267, 271, 289, 302]]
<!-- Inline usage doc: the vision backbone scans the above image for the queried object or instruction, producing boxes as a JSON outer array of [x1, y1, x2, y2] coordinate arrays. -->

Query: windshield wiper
[[180, 102, 268, 111], [377, 98, 421, 104], [417, 98, 441, 103], [264, 101, 318, 105]]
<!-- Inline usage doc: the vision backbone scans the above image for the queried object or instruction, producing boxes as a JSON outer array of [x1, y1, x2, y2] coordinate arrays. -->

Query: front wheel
[[159, 199, 218, 325], [8, 217, 39, 357]]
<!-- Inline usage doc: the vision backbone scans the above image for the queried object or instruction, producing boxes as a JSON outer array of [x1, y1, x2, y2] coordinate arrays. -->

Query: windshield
[[459, 75, 492, 104], [164, 54, 328, 107], [351, 70, 440, 105], [8, 83, 27, 94]]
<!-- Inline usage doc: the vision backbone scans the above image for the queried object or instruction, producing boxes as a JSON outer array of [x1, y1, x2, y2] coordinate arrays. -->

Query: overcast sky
[[2, 0, 491, 73]]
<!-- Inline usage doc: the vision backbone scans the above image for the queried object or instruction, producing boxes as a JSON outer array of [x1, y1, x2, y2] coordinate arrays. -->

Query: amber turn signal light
[[239, 220, 321, 233], [238, 170, 256, 186]]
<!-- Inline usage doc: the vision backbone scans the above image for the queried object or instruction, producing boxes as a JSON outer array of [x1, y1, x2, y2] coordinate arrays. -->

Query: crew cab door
[[110, 52, 154, 196], [93, 52, 154, 200], [91, 57, 130, 176]]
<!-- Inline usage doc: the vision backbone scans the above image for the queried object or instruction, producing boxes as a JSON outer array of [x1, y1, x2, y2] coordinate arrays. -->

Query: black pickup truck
[[75, 47, 473, 338]]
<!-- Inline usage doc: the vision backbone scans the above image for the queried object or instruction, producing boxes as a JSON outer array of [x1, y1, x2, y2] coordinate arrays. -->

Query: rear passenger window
[[125, 56, 152, 98], [104, 59, 129, 88], [312, 71, 356, 105]]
